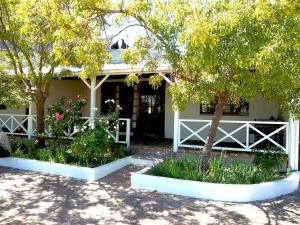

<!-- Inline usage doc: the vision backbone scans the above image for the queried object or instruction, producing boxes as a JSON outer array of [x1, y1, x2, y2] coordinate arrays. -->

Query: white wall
[[30, 79, 102, 117], [0, 79, 103, 118], [1, 79, 282, 142], [164, 90, 280, 139]]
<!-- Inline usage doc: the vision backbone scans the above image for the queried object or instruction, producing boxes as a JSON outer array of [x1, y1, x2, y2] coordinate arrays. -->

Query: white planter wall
[[0, 156, 153, 181], [131, 167, 299, 202]]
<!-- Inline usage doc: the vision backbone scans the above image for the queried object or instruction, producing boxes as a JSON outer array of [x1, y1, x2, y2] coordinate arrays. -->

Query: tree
[[0, 0, 111, 146], [119, 0, 300, 170], [0, 73, 28, 108]]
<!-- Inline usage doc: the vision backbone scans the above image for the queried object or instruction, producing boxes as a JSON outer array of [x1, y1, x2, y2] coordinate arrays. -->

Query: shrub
[[11, 139, 37, 152], [150, 155, 203, 181], [46, 95, 87, 138], [252, 146, 287, 172], [11, 120, 126, 167], [149, 154, 286, 184]]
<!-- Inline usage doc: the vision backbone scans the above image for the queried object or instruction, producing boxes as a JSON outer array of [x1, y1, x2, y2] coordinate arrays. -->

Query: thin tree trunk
[[200, 91, 229, 171], [35, 94, 46, 147], [35, 81, 49, 148]]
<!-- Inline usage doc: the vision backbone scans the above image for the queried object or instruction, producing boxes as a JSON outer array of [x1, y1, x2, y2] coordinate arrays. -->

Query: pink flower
[[55, 112, 64, 121], [77, 94, 80, 100]]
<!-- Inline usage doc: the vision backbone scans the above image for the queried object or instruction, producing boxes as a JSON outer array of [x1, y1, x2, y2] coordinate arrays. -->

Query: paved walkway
[[0, 159, 300, 225]]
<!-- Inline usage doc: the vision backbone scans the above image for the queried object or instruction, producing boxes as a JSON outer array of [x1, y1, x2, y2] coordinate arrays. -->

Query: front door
[[137, 82, 165, 140]]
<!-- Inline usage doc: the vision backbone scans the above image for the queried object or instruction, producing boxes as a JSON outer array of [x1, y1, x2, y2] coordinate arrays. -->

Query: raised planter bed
[[131, 167, 299, 202], [0, 156, 153, 181]]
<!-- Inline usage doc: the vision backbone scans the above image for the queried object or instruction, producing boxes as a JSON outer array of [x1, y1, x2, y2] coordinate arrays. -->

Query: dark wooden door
[[137, 82, 165, 140]]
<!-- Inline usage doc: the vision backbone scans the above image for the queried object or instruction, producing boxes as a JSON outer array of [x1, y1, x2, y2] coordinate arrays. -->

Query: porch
[[0, 49, 298, 170]]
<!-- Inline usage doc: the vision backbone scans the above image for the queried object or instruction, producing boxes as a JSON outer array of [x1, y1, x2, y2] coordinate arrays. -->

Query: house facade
[[0, 49, 299, 170]]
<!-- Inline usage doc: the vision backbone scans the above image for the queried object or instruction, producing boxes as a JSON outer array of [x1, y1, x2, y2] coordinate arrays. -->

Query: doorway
[[137, 82, 165, 141]]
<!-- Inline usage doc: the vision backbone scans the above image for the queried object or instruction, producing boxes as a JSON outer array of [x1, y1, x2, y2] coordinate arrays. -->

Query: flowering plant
[[47, 95, 87, 138]]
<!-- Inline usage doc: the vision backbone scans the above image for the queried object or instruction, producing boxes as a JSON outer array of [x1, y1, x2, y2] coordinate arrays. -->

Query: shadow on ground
[[0, 163, 299, 225]]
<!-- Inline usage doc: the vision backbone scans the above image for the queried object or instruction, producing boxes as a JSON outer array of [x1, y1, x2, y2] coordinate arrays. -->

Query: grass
[[149, 154, 288, 184]]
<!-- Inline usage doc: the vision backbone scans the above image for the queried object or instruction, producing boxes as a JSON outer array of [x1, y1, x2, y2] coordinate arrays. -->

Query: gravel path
[[0, 161, 300, 225]]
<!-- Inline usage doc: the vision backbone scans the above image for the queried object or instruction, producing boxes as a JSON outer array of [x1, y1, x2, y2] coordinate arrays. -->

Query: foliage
[[0, 73, 29, 108], [150, 154, 202, 181], [0, 0, 113, 138], [252, 147, 287, 172], [122, 0, 300, 113], [97, 112, 119, 134], [11, 118, 125, 168], [67, 123, 125, 167], [149, 154, 286, 184], [46, 96, 87, 138], [10, 139, 37, 152], [119, 0, 300, 169]]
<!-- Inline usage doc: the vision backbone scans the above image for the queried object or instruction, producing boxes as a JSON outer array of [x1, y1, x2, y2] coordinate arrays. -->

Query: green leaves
[[0, 73, 29, 108], [123, 0, 300, 116], [125, 73, 139, 87]]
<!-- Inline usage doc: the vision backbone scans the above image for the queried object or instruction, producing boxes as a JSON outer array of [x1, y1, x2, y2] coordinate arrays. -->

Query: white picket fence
[[0, 114, 131, 148], [178, 119, 289, 153]]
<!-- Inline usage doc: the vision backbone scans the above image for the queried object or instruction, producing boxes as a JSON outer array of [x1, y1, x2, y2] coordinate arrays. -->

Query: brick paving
[[0, 151, 299, 225]]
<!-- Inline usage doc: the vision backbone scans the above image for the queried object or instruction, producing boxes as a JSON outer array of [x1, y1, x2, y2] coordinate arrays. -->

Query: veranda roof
[[8, 49, 171, 77]]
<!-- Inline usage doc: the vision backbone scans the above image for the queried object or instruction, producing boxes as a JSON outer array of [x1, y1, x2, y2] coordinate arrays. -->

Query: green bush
[[46, 96, 87, 139], [11, 139, 36, 152], [66, 124, 125, 167], [252, 146, 287, 171], [11, 121, 126, 167], [149, 154, 286, 184]]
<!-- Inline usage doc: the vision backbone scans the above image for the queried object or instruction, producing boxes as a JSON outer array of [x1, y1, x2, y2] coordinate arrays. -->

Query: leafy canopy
[[121, 0, 300, 115], [0, 0, 112, 82], [0, 73, 29, 108]]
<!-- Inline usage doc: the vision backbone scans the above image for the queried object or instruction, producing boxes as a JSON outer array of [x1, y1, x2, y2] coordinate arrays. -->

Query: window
[[200, 99, 249, 116]]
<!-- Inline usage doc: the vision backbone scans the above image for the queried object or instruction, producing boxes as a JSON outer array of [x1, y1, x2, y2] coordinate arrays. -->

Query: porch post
[[294, 120, 299, 170], [173, 110, 179, 152], [89, 79, 96, 129], [27, 102, 33, 140], [288, 117, 299, 170]]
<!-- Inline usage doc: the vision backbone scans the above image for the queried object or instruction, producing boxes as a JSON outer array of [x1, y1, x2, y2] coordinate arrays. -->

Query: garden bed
[[131, 166, 299, 202], [0, 156, 153, 181]]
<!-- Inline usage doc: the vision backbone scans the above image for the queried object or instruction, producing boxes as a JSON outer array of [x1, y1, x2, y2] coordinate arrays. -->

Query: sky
[[103, 15, 147, 47]]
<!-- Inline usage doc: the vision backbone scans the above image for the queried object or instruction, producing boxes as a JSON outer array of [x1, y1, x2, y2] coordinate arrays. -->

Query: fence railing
[[0, 114, 37, 136], [178, 119, 289, 153], [0, 114, 131, 148]]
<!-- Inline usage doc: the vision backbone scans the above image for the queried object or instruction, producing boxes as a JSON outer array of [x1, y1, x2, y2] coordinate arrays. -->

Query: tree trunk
[[200, 91, 229, 171], [34, 81, 49, 148], [35, 94, 46, 147]]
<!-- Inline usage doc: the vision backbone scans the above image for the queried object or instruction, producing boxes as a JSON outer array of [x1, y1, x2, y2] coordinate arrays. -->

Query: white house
[[0, 48, 299, 171]]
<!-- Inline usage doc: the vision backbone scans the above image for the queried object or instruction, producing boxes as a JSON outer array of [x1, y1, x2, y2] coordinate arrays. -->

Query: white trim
[[27, 103, 33, 139], [173, 111, 179, 152], [95, 74, 110, 90], [0, 115, 131, 148], [0, 156, 153, 181], [131, 167, 299, 202], [178, 119, 289, 153], [89, 79, 96, 128], [288, 118, 299, 170]]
